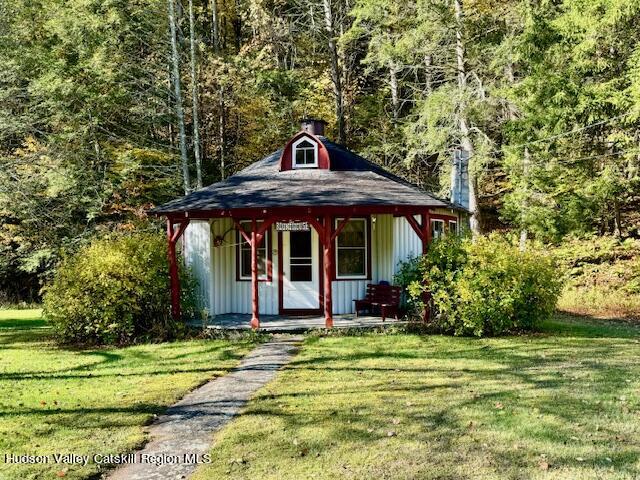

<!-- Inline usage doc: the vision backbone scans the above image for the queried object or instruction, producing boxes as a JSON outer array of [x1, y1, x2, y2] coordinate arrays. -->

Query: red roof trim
[[279, 131, 330, 171]]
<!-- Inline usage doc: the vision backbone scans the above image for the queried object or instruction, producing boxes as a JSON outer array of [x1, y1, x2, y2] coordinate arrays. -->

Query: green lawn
[[0, 309, 257, 480], [193, 315, 640, 480]]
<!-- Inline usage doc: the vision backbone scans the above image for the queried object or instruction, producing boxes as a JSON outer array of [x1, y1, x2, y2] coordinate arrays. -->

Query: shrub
[[409, 234, 561, 336], [392, 255, 422, 315], [43, 232, 197, 345]]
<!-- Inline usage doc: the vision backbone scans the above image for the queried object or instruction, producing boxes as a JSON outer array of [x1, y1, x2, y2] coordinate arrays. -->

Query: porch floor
[[198, 313, 406, 333]]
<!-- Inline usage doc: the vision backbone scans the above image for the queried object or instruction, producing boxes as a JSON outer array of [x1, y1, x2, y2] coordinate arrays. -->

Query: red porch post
[[323, 215, 333, 328], [232, 217, 276, 330], [250, 219, 260, 329], [422, 210, 431, 254], [167, 218, 189, 321]]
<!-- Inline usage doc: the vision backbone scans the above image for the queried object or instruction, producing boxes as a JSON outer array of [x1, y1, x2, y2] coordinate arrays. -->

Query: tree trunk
[[323, 0, 346, 145], [188, 0, 203, 189], [389, 61, 400, 122], [613, 199, 622, 237], [211, 0, 220, 53], [233, 0, 242, 52], [168, 0, 190, 194], [424, 54, 433, 95], [218, 85, 226, 179], [454, 0, 479, 236]]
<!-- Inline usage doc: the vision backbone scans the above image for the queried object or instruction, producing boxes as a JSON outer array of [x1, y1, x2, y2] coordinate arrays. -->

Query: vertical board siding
[[331, 214, 394, 314], [209, 218, 278, 315], [375, 214, 394, 283], [392, 216, 422, 276], [183, 221, 213, 313], [194, 214, 409, 316]]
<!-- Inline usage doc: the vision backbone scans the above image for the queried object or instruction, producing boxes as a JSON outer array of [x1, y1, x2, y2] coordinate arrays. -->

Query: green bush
[[43, 233, 197, 345], [392, 255, 422, 315], [409, 234, 561, 337]]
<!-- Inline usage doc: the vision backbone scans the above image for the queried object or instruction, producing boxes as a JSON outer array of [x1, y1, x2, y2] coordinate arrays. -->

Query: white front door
[[282, 230, 320, 310]]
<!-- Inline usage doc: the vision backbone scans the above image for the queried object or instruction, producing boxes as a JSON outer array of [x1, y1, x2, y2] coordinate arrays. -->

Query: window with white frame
[[292, 137, 318, 168], [431, 219, 445, 240], [335, 218, 367, 278], [237, 220, 270, 280], [448, 220, 458, 235]]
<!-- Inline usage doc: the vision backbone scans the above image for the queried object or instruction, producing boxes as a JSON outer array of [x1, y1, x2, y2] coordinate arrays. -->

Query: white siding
[[392, 216, 422, 276], [331, 214, 394, 314], [183, 220, 213, 313], [207, 218, 280, 315], [390, 210, 462, 277], [185, 213, 440, 316], [374, 214, 394, 282]]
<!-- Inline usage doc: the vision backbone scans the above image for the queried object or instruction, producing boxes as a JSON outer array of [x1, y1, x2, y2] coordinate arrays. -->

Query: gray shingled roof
[[152, 136, 463, 214]]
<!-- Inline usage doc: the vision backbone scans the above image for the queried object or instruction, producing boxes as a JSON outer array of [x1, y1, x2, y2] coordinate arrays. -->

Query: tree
[[323, 0, 347, 144], [188, 0, 203, 188], [168, 0, 191, 194]]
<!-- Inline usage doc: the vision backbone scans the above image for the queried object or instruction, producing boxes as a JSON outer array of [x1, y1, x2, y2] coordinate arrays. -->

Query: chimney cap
[[300, 118, 327, 136]]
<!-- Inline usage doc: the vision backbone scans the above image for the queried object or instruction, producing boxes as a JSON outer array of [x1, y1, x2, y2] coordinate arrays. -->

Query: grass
[[558, 287, 640, 321], [192, 314, 640, 480], [0, 309, 257, 480]]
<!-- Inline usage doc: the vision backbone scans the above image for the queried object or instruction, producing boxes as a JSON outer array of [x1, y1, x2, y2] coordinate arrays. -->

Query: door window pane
[[290, 231, 312, 258], [290, 265, 312, 281], [289, 231, 312, 282]]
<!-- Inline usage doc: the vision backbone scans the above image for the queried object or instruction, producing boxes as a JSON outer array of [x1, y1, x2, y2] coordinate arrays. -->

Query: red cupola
[[279, 119, 331, 171]]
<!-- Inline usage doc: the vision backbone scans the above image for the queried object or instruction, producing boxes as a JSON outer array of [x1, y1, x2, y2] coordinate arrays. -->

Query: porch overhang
[[159, 204, 444, 330], [158, 203, 463, 222]]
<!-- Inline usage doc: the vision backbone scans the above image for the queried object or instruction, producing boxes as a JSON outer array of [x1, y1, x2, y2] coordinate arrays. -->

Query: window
[[289, 231, 313, 281], [431, 219, 445, 240], [293, 137, 318, 168], [335, 218, 368, 279], [237, 220, 270, 281], [448, 220, 458, 235]]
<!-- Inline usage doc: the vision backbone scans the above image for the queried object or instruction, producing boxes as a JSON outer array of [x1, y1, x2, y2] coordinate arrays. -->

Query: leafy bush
[[409, 234, 561, 336], [392, 255, 422, 315], [43, 233, 197, 345]]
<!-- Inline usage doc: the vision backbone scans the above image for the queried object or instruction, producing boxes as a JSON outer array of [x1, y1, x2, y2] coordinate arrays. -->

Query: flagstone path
[[107, 335, 302, 480]]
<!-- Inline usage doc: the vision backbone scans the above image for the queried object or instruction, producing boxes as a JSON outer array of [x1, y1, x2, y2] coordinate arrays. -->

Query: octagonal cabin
[[152, 119, 468, 329]]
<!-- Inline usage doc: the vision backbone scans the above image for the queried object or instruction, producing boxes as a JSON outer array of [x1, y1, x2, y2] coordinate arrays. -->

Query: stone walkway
[[107, 335, 302, 480]]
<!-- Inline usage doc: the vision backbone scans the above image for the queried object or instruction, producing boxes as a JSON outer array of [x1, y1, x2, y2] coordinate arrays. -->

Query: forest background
[[1, 0, 639, 304]]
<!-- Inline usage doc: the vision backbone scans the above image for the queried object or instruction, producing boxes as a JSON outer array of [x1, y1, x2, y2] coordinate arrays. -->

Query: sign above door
[[276, 221, 310, 232]]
